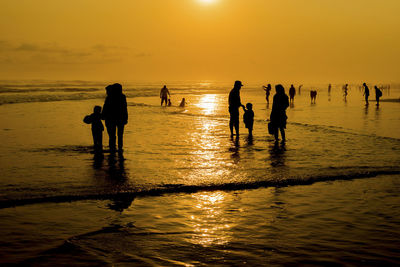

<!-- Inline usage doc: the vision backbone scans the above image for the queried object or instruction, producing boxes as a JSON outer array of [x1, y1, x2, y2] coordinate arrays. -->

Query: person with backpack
[[375, 86, 382, 106]]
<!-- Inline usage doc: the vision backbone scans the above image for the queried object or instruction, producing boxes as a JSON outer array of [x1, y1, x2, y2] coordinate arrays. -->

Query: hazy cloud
[[135, 52, 152, 58], [0, 41, 137, 65]]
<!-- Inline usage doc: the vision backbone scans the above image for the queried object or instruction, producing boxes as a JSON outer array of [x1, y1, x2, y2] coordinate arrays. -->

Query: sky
[[0, 0, 399, 83]]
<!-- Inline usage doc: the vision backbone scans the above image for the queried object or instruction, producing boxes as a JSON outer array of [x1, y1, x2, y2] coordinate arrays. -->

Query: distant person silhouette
[[289, 84, 296, 103], [179, 98, 186, 107], [84, 105, 104, 151], [242, 103, 254, 136], [263, 84, 272, 103], [298, 84, 303, 95], [270, 84, 289, 142], [102, 83, 128, 152], [310, 90, 317, 104], [328, 84, 331, 101], [363, 83, 369, 105], [160, 85, 170, 106], [374, 86, 382, 106], [168, 99, 172, 106], [229, 80, 245, 137], [343, 84, 348, 100]]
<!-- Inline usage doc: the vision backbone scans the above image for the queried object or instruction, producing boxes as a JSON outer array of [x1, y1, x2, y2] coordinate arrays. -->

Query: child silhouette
[[84, 105, 104, 151], [243, 103, 254, 136]]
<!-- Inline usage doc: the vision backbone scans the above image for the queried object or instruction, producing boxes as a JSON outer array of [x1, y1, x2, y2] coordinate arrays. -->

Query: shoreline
[[1, 174, 399, 265]]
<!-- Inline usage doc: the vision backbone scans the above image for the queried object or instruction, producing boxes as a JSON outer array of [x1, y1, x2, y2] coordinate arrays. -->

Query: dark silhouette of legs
[[280, 127, 285, 142], [229, 111, 239, 136], [106, 121, 117, 151], [117, 124, 125, 151], [92, 130, 103, 151], [161, 96, 168, 106], [274, 127, 285, 142]]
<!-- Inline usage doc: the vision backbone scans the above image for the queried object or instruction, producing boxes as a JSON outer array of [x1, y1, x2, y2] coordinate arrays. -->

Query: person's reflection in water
[[375, 104, 381, 121], [91, 150, 133, 212], [269, 141, 286, 167], [106, 151, 134, 212], [364, 104, 369, 116], [246, 134, 254, 146], [107, 151, 127, 181], [229, 136, 240, 164], [93, 151, 104, 169], [107, 193, 135, 213]]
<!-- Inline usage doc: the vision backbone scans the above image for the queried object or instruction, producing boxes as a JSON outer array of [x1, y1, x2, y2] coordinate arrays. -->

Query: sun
[[198, 0, 217, 4]]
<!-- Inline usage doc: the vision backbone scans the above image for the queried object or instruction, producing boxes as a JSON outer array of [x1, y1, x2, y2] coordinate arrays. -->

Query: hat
[[234, 80, 243, 87]]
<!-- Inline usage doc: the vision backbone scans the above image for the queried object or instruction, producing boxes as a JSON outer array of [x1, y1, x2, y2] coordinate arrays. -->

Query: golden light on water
[[190, 191, 233, 247], [196, 94, 218, 115]]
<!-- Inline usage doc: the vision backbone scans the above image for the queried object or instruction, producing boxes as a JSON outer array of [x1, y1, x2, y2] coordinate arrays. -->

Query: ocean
[[0, 80, 399, 265]]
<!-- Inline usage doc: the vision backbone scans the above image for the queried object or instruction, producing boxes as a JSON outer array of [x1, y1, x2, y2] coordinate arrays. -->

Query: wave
[[0, 91, 158, 105], [289, 121, 400, 141], [1, 168, 399, 209], [0, 87, 101, 94]]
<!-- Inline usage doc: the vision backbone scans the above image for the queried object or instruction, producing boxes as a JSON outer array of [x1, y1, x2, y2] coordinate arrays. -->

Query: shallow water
[[1, 176, 399, 266], [0, 81, 399, 265]]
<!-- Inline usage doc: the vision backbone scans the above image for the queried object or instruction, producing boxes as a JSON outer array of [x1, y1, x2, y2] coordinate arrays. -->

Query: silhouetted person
[[263, 84, 272, 103], [363, 83, 369, 105], [343, 84, 348, 100], [179, 98, 186, 107], [328, 84, 331, 101], [298, 84, 303, 95], [375, 86, 382, 106], [167, 99, 172, 106], [242, 103, 254, 136], [270, 84, 289, 142], [84, 105, 104, 151], [289, 84, 296, 103], [160, 85, 170, 106], [310, 90, 317, 104], [102, 83, 128, 152], [229, 80, 245, 137]]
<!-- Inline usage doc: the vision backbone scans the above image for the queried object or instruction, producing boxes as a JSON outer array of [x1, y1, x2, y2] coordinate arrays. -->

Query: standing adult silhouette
[[343, 84, 348, 101], [229, 80, 245, 137], [363, 83, 369, 105], [102, 83, 128, 152], [270, 84, 289, 142], [160, 85, 170, 106], [289, 84, 296, 103]]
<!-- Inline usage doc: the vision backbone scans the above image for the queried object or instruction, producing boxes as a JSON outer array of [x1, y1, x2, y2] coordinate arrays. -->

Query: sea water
[[0, 81, 399, 265]]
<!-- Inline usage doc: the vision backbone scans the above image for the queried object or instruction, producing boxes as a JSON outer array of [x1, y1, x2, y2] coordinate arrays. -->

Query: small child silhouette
[[83, 105, 104, 151], [179, 98, 186, 107], [243, 103, 254, 136]]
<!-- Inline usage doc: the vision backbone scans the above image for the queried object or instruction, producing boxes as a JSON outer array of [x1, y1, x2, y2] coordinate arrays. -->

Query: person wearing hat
[[228, 80, 245, 137]]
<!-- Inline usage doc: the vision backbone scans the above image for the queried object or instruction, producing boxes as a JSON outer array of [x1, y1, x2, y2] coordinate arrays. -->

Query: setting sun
[[198, 0, 217, 4]]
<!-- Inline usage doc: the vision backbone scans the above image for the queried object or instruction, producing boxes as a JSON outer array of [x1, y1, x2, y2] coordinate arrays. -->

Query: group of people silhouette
[[84, 81, 386, 151], [362, 83, 383, 106], [84, 83, 128, 152], [160, 85, 185, 107], [230, 81, 287, 142]]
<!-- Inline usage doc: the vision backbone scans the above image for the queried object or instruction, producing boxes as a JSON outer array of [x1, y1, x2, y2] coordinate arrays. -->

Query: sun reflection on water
[[189, 191, 233, 247], [196, 94, 218, 115]]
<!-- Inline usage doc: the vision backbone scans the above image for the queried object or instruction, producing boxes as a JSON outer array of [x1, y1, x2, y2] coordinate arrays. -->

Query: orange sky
[[0, 0, 399, 83]]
